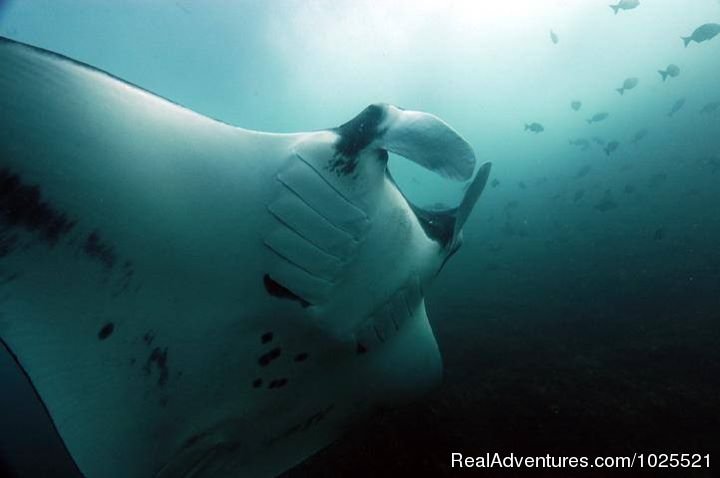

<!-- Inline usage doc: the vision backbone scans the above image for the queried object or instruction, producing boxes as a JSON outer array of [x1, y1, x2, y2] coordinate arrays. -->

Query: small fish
[[587, 112, 609, 124], [630, 129, 648, 145], [667, 98, 686, 117], [575, 164, 592, 179], [682, 23, 720, 48], [518, 181, 527, 190], [604, 140, 620, 156], [573, 189, 585, 203], [653, 228, 666, 241], [616, 77, 639, 95], [525, 122, 545, 133], [624, 184, 636, 194], [491, 178, 500, 188], [592, 136, 606, 146], [658, 64, 680, 81], [700, 101, 720, 114], [594, 190, 618, 212], [609, 0, 640, 15], [550, 30, 559, 44], [569, 138, 590, 150], [571, 100, 582, 111]]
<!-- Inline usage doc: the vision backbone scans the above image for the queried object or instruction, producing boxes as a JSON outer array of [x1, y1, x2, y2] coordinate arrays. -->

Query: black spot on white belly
[[0, 167, 76, 249], [263, 274, 311, 307], [258, 347, 281, 367], [97, 322, 114, 340], [83, 230, 117, 269], [268, 378, 288, 389], [143, 346, 169, 387]]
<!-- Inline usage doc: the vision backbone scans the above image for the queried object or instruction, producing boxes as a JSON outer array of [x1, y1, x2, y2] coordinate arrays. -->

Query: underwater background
[[0, 0, 718, 476]]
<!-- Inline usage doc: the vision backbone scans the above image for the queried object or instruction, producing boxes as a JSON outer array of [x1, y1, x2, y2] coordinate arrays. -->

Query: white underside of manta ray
[[0, 36, 491, 478]]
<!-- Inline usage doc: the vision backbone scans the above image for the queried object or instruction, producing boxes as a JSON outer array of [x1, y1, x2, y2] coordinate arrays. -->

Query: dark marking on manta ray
[[268, 378, 288, 389], [252, 378, 263, 388], [98, 322, 114, 340], [112, 260, 135, 297], [261, 332, 273, 344], [143, 346, 169, 387], [263, 274, 310, 308], [294, 352, 309, 362], [83, 230, 117, 269], [258, 347, 281, 367], [356, 342, 368, 355], [329, 104, 388, 176], [0, 167, 76, 247]]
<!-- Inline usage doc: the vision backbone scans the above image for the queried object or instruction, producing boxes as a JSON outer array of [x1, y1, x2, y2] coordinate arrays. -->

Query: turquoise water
[[1, 0, 719, 476]]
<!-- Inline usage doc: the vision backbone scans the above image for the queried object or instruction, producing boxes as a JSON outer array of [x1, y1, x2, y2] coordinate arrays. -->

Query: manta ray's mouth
[[385, 162, 460, 248], [386, 160, 492, 249], [405, 201, 458, 248]]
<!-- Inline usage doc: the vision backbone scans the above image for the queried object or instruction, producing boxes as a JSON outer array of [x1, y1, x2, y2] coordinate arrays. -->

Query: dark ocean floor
[[284, 282, 720, 478]]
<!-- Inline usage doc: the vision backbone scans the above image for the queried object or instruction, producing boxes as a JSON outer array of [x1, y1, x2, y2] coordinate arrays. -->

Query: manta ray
[[0, 36, 491, 477]]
